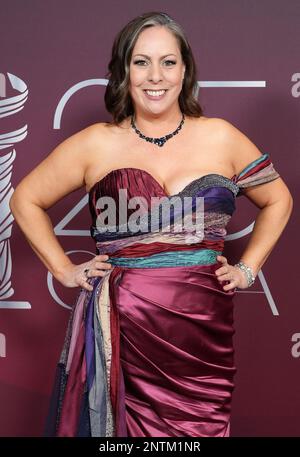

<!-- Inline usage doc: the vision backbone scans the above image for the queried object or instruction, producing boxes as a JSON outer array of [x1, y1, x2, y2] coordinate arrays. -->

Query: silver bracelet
[[234, 260, 256, 287]]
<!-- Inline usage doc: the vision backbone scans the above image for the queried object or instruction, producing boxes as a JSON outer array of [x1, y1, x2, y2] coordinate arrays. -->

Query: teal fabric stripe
[[238, 153, 269, 179], [108, 249, 222, 268]]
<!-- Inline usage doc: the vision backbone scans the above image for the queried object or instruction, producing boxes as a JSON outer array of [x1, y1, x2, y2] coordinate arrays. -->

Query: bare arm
[[214, 119, 293, 289], [238, 177, 293, 276], [9, 123, 110, 286]]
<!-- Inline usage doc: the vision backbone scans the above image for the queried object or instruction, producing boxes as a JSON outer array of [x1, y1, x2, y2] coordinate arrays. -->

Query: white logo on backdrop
[[291, 333, 300, 358], [0, 72, 30, 358], [0, 72, 30, 310], [291, 73, 300, 97]]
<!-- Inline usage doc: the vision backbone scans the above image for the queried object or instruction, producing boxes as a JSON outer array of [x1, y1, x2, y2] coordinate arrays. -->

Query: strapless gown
[[44, 153, 280, 437]]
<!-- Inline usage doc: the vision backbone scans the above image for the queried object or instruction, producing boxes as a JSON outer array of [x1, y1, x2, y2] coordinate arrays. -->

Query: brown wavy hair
[[104, 11, 203, 124]]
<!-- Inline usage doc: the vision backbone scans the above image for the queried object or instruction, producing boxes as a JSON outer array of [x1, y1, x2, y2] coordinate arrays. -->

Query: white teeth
[[145, 90, 166, 96]]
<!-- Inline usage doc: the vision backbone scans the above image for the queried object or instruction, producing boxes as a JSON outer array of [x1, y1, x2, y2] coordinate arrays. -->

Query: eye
[[164, 60, 176, 66], [133, 59, 147, 66]]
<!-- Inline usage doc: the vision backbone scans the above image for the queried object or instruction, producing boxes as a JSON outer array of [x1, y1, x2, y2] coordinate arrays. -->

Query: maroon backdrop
[[0, 0, 299, 436]]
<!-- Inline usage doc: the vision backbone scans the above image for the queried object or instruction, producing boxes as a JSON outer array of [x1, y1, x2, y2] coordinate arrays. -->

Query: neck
[[132, 108, 183, 138]]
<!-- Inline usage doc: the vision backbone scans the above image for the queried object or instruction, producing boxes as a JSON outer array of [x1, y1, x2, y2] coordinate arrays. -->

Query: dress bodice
[[88, 153, 280, 248]]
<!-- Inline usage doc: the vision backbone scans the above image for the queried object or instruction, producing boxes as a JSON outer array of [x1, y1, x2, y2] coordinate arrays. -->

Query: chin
[[145, 100, 178, 111], [145, 106, 170, 115]]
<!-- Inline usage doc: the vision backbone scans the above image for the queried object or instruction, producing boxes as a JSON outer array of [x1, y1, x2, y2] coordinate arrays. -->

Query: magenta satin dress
[[45, 153, 280, 437]]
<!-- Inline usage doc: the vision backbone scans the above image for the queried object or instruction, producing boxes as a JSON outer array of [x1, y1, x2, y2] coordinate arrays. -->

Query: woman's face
[[128, 26, 185, 117]]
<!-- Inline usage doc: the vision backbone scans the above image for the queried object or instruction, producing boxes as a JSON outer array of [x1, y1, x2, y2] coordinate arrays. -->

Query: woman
[[10, 12, 293, 437]]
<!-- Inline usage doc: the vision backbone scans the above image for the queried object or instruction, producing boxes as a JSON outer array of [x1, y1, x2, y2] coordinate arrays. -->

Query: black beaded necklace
[[130, 113, 185, 147]]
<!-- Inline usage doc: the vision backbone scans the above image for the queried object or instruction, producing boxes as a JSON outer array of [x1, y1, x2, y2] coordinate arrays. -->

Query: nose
[[147, 62, 163, 83]]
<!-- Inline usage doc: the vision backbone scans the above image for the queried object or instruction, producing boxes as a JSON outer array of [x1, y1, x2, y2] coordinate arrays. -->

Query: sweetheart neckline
[[87, 166, 238, 198]]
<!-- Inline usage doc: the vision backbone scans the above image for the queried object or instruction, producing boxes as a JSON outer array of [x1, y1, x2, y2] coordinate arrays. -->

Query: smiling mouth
[[143, 89, 167, 97]]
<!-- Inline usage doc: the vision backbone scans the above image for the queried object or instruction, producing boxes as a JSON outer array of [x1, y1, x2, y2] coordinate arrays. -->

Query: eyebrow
[[132, 53, 177, 59]]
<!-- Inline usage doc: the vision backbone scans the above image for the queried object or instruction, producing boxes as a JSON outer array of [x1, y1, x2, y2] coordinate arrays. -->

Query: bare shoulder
[[11, 121, 110, 210], [79, 121, 111, 149], [43, 121, 111, 174], [190, 115, 239, 142], [204, 117, 265, 175], [85, 120, 129, 149], [70, 121, 119, 168]]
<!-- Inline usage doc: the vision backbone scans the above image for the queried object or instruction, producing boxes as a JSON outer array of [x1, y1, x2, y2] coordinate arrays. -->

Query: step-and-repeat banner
[[0, 0, 298, 436]]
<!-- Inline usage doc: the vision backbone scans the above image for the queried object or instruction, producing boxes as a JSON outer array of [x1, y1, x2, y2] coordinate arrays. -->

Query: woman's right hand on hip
[[57, 254, 112, 291]]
